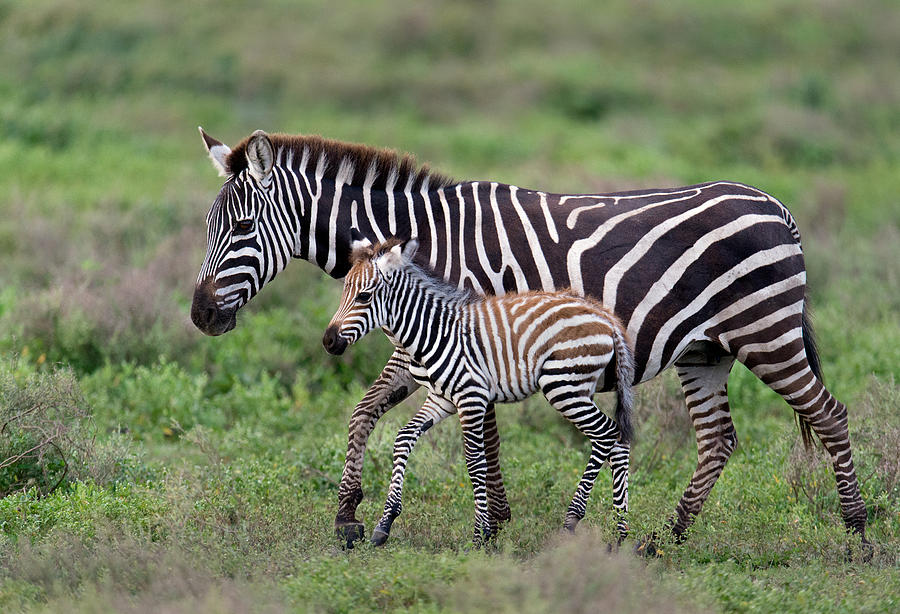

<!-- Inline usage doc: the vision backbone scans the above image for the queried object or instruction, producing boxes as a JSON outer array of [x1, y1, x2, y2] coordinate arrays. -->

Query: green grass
[[1, 0, 899, 612]]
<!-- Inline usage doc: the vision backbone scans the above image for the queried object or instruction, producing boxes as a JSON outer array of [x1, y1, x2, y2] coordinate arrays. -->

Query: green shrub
[[0, 363, 91, 498]]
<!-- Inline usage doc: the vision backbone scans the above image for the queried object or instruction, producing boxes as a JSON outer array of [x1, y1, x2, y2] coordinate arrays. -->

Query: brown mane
[[226, 133, 456, 192]]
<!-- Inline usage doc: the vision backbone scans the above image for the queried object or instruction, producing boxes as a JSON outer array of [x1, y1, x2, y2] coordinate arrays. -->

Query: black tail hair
[[612, 329, 635, 444], [798, 296, 822, 449]]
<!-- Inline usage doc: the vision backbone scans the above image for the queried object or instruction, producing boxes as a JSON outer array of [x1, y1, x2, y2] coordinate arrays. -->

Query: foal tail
[[611, 328, 635, 444]]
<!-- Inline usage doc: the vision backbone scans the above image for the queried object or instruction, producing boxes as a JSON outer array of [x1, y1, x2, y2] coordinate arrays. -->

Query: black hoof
[[371, 528, 390, 547], [335, 521, 366, 549]]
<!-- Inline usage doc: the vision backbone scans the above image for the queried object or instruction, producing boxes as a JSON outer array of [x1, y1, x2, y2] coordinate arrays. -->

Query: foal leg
[[372, 393, 456, 546], [607, 441, 631, 544], [541, 375, 623, 539], [483, 403, 512, 532], [458, 398, 492, 545]]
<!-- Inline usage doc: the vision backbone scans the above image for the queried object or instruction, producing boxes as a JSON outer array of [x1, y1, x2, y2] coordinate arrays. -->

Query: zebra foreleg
[[483, 403, 512, 532], [458, 399, 492, 545], [336, 351, 418, 545], [637, 359, 737, 557], [372, 394, 456, 546], [669, 359, 737, 541]]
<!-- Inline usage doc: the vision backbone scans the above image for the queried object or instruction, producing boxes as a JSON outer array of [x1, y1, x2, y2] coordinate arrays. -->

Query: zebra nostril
[[323, 327, 335, 351], [204, 307, 217, 326]]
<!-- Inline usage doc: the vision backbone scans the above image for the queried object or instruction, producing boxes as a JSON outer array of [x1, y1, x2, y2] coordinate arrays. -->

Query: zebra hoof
[[335, 521, 366, 549], [371, 528, 390, 547]]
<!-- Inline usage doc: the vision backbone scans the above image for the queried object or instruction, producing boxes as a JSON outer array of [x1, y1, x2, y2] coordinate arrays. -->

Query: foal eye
[[232, 219, 255, 234], [355, 291, 372, 303]]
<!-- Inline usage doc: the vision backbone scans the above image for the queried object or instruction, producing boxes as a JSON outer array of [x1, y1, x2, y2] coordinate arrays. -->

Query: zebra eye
[[355, 291, 372, 303], [233, 219, 255, 234]]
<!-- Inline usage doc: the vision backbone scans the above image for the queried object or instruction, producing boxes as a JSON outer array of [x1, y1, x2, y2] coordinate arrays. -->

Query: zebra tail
[[798, 295, 821, 450], [612, 328, 635, 445]]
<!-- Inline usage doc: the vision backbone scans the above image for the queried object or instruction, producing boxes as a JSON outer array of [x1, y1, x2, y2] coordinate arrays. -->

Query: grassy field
[[1, 0, 899, 612]]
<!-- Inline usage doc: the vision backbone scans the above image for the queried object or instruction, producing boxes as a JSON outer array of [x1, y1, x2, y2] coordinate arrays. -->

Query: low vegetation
[[1, 0, 898, 612]]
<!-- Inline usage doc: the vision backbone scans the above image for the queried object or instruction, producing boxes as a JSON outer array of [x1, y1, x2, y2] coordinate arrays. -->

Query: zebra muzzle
[[322, 326, 349, 355], [190, 281, 237, 336]]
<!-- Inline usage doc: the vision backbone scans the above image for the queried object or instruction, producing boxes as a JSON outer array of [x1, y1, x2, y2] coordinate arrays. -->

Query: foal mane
[[227, 133, 456, 192], [351, 239, 477, 306]]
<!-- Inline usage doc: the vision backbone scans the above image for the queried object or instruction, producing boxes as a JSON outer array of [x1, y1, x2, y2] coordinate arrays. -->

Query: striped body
[[323, 236, 634, 544], [192, 129, 867, 549]]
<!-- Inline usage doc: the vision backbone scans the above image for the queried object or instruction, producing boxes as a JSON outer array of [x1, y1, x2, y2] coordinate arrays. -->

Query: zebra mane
[[402, 261, 478, 306], [226, 133, 456, 192], [352, 239, 477, 305]]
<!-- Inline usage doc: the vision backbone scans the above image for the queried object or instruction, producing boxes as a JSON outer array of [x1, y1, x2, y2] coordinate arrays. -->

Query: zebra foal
[[322, 231, 635, 545]]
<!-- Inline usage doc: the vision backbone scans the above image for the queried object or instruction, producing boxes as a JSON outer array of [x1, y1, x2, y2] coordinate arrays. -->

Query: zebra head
[[191, 128, 297, 336], [323, 231, 418, 355]]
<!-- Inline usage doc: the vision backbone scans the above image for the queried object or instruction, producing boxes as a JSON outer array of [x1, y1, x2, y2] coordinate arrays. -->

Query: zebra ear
[[379, 245, 404, 276], [349, 227, 372, 259], [246, 129, 275, 183], [401, 238, 419, 261], [199, 126, 231, 178]]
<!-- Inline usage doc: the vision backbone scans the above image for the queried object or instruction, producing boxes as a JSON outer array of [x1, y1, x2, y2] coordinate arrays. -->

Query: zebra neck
[[384, 271, 464, 361], [297, 174, 448, 279]]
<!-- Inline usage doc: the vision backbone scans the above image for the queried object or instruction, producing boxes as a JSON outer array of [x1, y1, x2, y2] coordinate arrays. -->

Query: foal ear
[[349, 227, 372, 260], [246, 129, 275, 183], [401, 238, 419, 261], [377, 244, 405, 276], [199, 126, 231, 177]]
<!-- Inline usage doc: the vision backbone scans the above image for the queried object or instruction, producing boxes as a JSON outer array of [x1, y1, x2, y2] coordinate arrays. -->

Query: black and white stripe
[[323, 236, 634, 545], [191, 129, 867, 548]]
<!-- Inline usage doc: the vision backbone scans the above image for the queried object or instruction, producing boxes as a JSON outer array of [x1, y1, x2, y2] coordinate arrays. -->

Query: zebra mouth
[[196, 307, 236, 336]]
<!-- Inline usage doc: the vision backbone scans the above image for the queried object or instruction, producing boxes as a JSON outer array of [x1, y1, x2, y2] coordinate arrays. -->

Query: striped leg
[[372, 393, 456, 546], [458, 397, 492, 545], [668, 358, 737, 541], [336, 351, 419, 543], [484, 403, 512, 531], [540, 376, 624, 540], [743, 348, 867, 539], [608, 442, 631, 543]]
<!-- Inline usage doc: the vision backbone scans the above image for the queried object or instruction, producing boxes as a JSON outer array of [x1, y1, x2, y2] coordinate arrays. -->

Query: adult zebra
[[190, 128, 868, 549]]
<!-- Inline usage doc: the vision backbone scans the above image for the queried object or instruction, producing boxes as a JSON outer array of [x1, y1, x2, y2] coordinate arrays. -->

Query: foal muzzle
[[322, 325, 349, 355]]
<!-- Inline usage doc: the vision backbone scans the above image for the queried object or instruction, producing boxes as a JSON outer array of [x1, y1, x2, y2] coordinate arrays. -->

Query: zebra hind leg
[[742, 346, 868, 549], [540, 375, 621, 540], [607, 442, 630, 546]]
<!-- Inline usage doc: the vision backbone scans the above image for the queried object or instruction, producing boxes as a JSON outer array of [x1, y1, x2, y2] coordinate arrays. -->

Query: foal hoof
[[335, 521, 366, 549], [371, 528, 390, 547]]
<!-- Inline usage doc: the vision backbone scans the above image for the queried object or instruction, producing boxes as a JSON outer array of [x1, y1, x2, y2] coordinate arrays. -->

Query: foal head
[[322, 230, 418, 355]]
